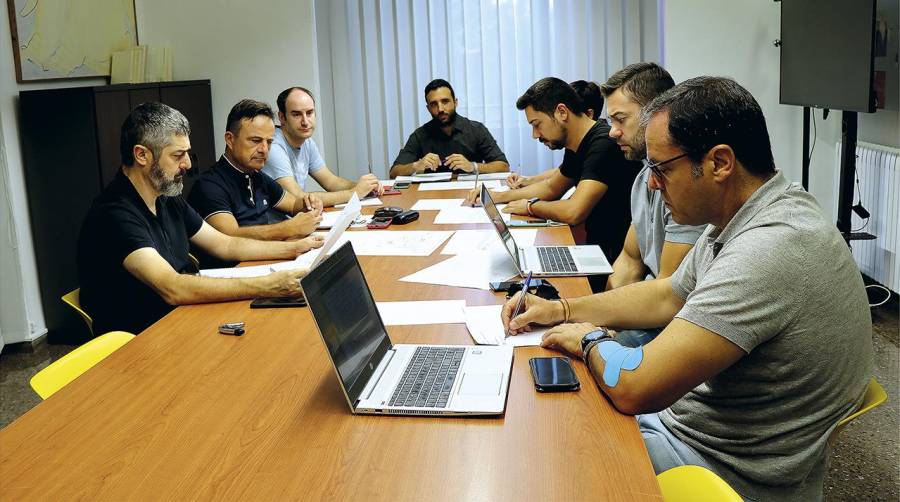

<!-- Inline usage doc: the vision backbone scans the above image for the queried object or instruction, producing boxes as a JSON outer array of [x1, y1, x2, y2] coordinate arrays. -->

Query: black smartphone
[[250, 296, 307, 308], [394, 181, 411, 189], [489, 280, 518, 292], [529, 357, 580, 392]]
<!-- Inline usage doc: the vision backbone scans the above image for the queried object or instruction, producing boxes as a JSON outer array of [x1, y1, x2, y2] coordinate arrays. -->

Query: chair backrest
[[62, 288, 93, 335], [29, 331, 135, 399], [657, 465, 742, 502], [834, 378, 887, 436]]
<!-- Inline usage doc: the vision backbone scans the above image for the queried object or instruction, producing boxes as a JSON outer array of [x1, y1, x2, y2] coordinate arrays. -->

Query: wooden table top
[[0, 184, 662, 501]]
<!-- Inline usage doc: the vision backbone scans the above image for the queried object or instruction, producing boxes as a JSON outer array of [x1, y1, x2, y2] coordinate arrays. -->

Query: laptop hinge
[[361, 349, 396, 401]]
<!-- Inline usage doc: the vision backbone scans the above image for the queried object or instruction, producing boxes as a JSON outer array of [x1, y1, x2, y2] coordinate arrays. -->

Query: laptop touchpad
[[458, 373, 503, 396]]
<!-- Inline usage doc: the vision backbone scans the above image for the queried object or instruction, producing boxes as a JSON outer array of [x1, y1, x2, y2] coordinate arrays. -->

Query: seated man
[[390, 79, 509, 177], [599, 63, 706, 346], [189, 99, 323, 241], [506, 79, 603, 189], [262, 87, 382, 207], [78, 103, 323, 335], [466, 77, 641, 291], [503, 77, 873, 501]]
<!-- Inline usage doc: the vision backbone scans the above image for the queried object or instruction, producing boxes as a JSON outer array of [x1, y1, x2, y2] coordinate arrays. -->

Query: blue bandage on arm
[[597, 340, 644, 387]]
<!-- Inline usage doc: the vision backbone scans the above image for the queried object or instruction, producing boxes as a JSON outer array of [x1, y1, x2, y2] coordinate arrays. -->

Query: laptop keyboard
[[537, 247, 578, 273], [388, 346, 465, 408]]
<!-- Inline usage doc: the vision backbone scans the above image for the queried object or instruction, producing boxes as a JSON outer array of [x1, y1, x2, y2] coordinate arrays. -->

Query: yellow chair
[[832, 378, 887, 440], [657, 465, 742, 502], [29, 331, 135, 399], [62, 288, 93, 336]]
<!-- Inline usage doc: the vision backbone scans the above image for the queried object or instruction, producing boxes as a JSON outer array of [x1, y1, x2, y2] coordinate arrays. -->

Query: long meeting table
[[0, 182, 662, 501]]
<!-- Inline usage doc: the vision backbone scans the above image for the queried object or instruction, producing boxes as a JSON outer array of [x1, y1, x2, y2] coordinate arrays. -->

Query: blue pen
[[506, 271, 533, 339]]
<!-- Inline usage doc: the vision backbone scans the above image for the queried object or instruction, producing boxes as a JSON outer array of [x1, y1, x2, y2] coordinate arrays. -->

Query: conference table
[[0, 182, 662, 501]]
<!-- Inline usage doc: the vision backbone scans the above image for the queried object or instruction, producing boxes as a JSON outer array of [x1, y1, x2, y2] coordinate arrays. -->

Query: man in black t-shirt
[[390, 79, 509, 177], [188, 99, 324, 241], [465, 77, 640, 290], [78, 103, 323, 335]]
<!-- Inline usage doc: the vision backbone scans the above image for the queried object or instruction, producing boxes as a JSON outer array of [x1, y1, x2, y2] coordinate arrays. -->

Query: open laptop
[[301, 241, 514, 416], [481, 184, 613, 277]]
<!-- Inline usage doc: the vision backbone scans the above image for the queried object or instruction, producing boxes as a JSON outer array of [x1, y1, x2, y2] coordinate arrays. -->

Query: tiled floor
[[1, 296, 897, 500]]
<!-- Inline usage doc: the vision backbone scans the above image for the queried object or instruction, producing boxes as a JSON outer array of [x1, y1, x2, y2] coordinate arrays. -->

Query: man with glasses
[[502, 77, 872, 500], [598, 63, 706, 346], [465, 77, 641, 291]]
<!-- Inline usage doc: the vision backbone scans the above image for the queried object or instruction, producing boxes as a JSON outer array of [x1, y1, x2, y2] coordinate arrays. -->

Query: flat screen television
[[780, 0, 876, 113]]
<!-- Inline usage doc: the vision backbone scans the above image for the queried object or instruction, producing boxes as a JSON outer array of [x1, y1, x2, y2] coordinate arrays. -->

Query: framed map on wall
[[6, 0, 137, 82]]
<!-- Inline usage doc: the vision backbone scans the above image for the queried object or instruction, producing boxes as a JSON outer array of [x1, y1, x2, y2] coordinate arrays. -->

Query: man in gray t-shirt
[[600, 63, 706, 346], [503, 77, 872, 501]]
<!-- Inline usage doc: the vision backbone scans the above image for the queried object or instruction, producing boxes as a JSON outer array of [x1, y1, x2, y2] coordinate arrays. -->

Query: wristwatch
[[581, 328, 612, 365], [526, 197, 540, 216]]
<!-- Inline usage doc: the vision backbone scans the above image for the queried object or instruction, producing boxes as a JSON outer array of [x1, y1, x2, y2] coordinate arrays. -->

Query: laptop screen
[[481, 184, 520, 269], [301, 241, 392, 405]]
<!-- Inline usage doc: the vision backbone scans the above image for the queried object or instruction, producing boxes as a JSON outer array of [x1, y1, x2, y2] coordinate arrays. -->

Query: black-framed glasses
[[645, 152, 688, 180]]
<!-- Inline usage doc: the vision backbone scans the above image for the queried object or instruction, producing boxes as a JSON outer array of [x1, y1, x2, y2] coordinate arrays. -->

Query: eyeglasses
[[645, 152, 688, 180]]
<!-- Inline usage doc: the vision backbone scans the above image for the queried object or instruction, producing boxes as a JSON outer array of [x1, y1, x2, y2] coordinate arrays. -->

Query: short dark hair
[[600, 62, 675, 107], [276, 86, 315, 115], [120, 102, 190, 166], [424, 79, 455, 100], [641, 76, 776, 176], [226, 99, 274, 135], [515, 77, 585, 117], [570, 80, 603, 119]]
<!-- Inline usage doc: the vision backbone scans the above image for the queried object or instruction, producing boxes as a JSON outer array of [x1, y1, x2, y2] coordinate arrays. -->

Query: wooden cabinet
[[18, 80, 215, 341]]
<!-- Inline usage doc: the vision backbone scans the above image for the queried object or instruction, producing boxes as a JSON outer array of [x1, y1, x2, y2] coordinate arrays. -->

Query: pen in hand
[[505, 271, 533, 340], [471, 162, 480, 207]]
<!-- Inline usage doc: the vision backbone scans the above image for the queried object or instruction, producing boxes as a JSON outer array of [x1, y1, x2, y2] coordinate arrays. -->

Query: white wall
[[0, 0, 320, 346], [663, 0, 898, 224], [136, 0, 321, 158]]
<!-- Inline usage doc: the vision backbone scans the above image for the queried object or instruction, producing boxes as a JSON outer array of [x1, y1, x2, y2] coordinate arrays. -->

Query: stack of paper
[[417, 180, 502, 191], [432, 205, 511, 224], [463, 305, 546, 346], [457, 172, 511, 181]]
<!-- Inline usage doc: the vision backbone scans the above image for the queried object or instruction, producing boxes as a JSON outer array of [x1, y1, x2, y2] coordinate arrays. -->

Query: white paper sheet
[[432, 205, 511, 225], [335, 197, 382, 208], [411, 198, 467, 211], [416, 180, 502, 191], [381, 179, 395, 188], [399, 248, 518, 290], [317, 211, 341, 229], [440, 229, 537, 255], [395, 172, 453, 183], [332, 231, 454, 256], [492, 185, 511, 193], [376, 300, 467, 326], [456, 172, 511, 181], [464, 305, 547, 346]]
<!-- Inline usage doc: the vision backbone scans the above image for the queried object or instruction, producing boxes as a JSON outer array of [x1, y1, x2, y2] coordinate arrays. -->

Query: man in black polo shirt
[[188, 99, 323, 241], [465, 77, 641, 291], [78, 103, 323, 335], [390, 79, 509, 177]]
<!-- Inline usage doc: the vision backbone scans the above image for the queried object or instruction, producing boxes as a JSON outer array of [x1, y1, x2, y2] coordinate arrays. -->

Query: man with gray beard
[[78, 102, 323, 335]]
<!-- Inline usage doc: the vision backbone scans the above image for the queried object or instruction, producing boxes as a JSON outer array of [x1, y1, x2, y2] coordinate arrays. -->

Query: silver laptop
[[481, 185, 613, 277], [301, 241, 514, 416]]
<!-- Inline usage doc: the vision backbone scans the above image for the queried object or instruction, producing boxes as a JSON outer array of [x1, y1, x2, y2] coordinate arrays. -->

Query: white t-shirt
[[262, 127, 326, 190]]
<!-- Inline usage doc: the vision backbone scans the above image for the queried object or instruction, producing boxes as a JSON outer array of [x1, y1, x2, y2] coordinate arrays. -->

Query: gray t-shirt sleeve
[[663, 209, 707, 244], [673, 228, 800, 353], [670, 241, 699, 300], [263, 143, 294, 180]]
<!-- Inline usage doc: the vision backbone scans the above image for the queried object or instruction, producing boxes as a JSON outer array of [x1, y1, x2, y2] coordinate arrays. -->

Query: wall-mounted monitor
[[780, 0, 876, 113]]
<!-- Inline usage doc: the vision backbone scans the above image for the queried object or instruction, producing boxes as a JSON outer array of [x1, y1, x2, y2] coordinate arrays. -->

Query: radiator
[[834, 141, 900, 292]]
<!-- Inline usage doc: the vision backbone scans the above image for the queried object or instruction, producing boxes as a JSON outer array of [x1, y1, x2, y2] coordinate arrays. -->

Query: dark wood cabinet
[[18, 80, 215, 340]]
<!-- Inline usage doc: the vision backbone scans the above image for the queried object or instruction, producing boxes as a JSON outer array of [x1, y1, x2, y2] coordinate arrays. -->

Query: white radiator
[[834, 141, 900, 292]]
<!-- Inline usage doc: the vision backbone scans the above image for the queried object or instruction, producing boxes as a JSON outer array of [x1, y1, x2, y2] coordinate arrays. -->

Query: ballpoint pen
[[471, 162, 480, 207], [505, 271, 533, 339]]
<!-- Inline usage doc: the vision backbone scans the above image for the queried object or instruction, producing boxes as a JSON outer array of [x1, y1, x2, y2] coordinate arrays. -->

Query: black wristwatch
[[581, 328, 612, 364]]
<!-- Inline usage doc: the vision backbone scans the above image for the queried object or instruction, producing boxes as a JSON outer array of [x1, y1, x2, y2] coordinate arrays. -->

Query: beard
[[435, 110, 457, 126], [624, 130, 647, 161], [150, 161, 184, 197]]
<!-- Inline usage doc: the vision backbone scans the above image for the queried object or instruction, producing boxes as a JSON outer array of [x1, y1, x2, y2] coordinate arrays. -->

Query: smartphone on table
[[529, 357, 580, 392], [367, 216, 393, 229], [394, 181, 412, 189]]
